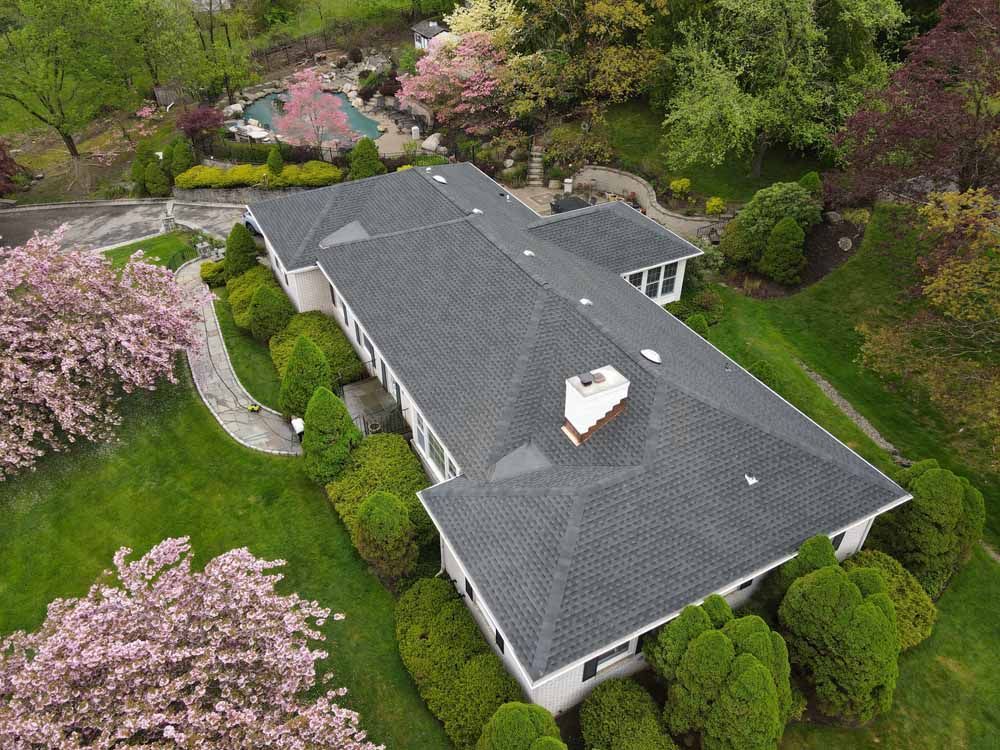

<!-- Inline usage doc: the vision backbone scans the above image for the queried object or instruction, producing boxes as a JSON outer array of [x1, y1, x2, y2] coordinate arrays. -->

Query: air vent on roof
[[641, 349, 662, 364], [432, 175, 447, 184], [523, 250, 535, 257], [472, 208, 483, 214], [579, 298, 593, 306], [745, 474, 759, 487]]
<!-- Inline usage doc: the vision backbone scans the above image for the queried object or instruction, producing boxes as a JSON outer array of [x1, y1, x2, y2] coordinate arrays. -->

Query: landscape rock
[[504, 158, 515, 168], [838, 237, 854, 252], [436, 146, 450, 156], [421, 132, 442, 151], [222, 103, 244, 118], [824, 210, 842, 224]]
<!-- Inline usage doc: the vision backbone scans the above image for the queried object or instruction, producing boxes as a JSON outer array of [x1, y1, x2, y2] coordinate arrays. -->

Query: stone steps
[[527, 146, 545, 187]]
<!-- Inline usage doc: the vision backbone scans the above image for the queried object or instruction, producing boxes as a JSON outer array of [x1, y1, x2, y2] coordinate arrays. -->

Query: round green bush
[[303, 386, 362, 484], [720, 615, 793, 723], [701, 594, 733, 628], [143, 160, 170, 197], [270, 311, 366, 387], [224, 223, 259, 281], [531, 737, 568, 750], [278, 335, 331, 418], [248, 285, 295, 342], [667, 629, 736, 734], [477, 702, 564, 750], [692, 288, 725, 324], [643, 604, 712, 682], [686, 313, 710, 338], [441, 654, 522, 749], [395, 577, 455, 641], [703, 653, 782, 750], [226, 265, 277, 329], [357, 491, 417, 580], [748, 360, 779, 390], [719, 182, 820, 267], [199, 259, 227, 287], [348, 137, 387, 180], [757, 534, 837, 614], [580, 678, 668, 750], [757, 216, 806, 285], [798, 171, 822, 195], [171, 139, 196, 177], [266, 145, 284, 175], [778, 565, 899, 723], [843, 549, 936, 650]]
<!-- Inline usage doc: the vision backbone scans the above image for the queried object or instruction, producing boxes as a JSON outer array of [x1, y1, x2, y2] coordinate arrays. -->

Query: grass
[[782, 547, 1000, 750], [103, 231, 198, 270], [601, 101, 824, 204], [213, 286, 283, 411], [706, 203, 999, 546], [0, 374, 451, 750]]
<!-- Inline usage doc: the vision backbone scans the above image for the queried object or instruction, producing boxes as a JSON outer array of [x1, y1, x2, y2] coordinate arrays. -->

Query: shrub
[[868, 460, 985, 597], [356, 491, 417, 580], [798, 171, 822, 195], [705, 196, 726, 216], [143, 160, 170, 197], [248, 285, 294, 341], [177, 105, 223, 146], [719, 182, 821, 267], [692, 288, 724, 324], [266, 145, 284, 175], [579, 678, 674, 750], [171, 139, 196, 177], [396, 579, 520, 749], [756, 534, 838, 615], [412, 153, 449, 166], [843, 550, 936, 650], [686, 313, 709, 338], [664, 298, 697, 321], [701, 594, 734, 628], [278, 335, 331, 417], [703, 653, 782, 750], [643, 604, 712, 682], [348, 138, 387, 180], [270, 312, 365, 387], [274, 161, 343, 188], [748, 360, 779, 390], [477, 702, 565, 750], [348, 47, 363, 63], [302, 386, 361, 484], [778, 565, 899, 723], [327, 433, 434, 546], [669, 178, 691, 199], [758, 216, 807, 285], [224, 223, 259, 280], [173, 161, 343, 190], [544, 123, 612, 167], [130, 140, 156, 195], [842, 207, 871, 226], [226, 265, 277, 329], [200, 259, 227, 287]]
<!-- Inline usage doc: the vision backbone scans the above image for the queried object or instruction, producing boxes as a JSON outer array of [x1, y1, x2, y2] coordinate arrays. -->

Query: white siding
[[530, 649, 646, 715], [292, 267, 337, 314], [622, 257, 689, 306]]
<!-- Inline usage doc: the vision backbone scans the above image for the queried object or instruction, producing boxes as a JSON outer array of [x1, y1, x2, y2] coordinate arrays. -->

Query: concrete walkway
[[177, 259, 301, 455]]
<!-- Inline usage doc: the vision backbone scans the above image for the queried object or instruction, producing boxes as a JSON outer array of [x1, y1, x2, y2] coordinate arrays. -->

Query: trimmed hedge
[[356, 490, 417, 580], [326, 433, 434, 547], [269, 312, 366, 387], [226, 266, 279, 329], [843, 549, 937, 650], [643, 604, 712, 682], [477, 702, 566, 750], [278, 335, 331, 417], [756, 534, 838, 614], [200, 260, 227, 287], [174, 160, 344, 190], [248, 285, 295, 342], [303, 387, 362, 484], [579, 678, 675, 750], [396, 578, 521, 749]]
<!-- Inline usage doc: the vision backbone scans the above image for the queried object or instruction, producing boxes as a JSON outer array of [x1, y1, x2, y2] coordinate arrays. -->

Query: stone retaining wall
[[172, 186, 309, 205]]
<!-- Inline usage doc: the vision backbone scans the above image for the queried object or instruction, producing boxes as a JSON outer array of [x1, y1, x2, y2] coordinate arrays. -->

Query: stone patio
[[342, 377, 396, 428]]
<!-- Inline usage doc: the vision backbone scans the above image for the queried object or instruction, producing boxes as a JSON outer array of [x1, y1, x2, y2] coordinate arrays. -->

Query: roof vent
[[432, 174, 447, 184], [472, 208, 483, 214], [562, 366, 630, 445], [425, 167, 432, 172], [579, 298, 593, 306], [641, 348, 662, 364], [523, 250, 535, 257], [745, 474, 759, 487]]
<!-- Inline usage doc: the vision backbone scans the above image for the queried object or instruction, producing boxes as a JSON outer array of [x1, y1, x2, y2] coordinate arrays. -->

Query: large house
[[247, 164, 910, 714]]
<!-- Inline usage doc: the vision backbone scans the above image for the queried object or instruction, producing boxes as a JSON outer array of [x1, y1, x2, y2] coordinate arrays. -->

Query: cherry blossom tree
[[0, 228, 203, 478], [0, 537, 382, 749], [398, 32, 509, 135], [274, 68, 352, 149]]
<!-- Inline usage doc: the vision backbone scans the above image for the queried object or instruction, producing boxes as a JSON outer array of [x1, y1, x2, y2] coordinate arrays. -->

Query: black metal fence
[[353, 404, 408, 437]]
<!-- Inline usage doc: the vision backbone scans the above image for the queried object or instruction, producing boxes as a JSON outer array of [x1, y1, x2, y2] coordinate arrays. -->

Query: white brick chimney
[[562, 366, 629, 445]]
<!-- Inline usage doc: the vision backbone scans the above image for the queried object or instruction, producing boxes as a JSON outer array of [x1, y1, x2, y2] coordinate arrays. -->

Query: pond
[[242, 92, 381, 144]]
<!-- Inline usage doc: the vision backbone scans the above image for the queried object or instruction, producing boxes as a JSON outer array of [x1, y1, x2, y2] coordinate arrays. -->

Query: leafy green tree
[[356, 491, 417, 580], [267, 145, 285, 175], [143, 160, 170, 197], [778, 565, 899, 723], [248, 285, 295, 342], [171, 139, 196, 177], [868, 460, 985, 597], [278, 335, 331, 417], [477, 702, 566, 750], [303, 386, 361, 483], [719, 182, 820, 268], [224, 223, 259, 280], [758, 216, 807, 285], [348, 138, 387, 180]]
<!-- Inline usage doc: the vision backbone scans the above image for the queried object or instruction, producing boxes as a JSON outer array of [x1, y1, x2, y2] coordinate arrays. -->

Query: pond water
[[242, 92, 381, 143]]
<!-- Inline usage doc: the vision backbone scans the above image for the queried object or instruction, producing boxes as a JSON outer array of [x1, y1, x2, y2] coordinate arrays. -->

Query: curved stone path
[[177, 259, 301, 455]]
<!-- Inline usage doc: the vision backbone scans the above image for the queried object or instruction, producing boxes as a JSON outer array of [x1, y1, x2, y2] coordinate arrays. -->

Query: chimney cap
[[579, 371, 594, 387]]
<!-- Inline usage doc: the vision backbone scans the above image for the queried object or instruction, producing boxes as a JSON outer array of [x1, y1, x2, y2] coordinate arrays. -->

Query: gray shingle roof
[[411, 18, 449, 38], [256, 163, 907, 682]]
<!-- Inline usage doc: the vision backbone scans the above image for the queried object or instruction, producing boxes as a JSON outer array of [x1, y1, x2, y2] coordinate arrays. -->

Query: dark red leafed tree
[[827, 0, 1000, 204], [177, 105, 224, 148]]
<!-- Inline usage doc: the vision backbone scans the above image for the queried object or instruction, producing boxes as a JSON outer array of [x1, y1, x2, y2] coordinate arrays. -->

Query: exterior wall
[[291, 267, 337, 315], [530, 649, 646, 715], [623, 257, 689, 306]]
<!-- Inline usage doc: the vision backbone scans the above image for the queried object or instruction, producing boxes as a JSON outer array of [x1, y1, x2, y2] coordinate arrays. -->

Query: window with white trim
[[427, 430, 446, 476], [415, 413, 427, 452], [623, 262, 680, 299], [329, 284, 336, 306]]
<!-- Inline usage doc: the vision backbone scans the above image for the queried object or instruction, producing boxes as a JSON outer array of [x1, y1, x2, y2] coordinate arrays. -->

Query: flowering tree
[[0, 228, 203, 477], [274, 68, 352, 149], [399, 32, 509, 135], [0, 537, 382, 749]]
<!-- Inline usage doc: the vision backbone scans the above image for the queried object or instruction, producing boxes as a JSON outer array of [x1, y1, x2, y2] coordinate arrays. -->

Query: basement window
[[832, 531, 846, 551], [329, 284, 336, 306], [495, 629, 505, 654], [465, 578, 475, 602], [582, 641, 631, 682], [738, 578, 754, 591]]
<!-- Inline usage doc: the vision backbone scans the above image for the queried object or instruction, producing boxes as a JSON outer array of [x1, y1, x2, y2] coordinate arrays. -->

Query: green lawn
[[103, 231, 197, 270], [0, 375, 450, 750], [601, 101, 824, 204], [782, 547, 1000, 750], [213, 286, 283, 411]]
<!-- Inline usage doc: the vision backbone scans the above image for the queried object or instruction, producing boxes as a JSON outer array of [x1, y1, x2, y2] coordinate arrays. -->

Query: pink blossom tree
[[0, 537, 382, 749], [274, 68, 352, 149], [0, 228, 203, 478], [399, 32, 509, 135]]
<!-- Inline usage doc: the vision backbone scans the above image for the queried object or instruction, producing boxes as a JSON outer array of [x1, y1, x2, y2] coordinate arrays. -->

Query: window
[[329, 284, 336, 306], [446, 458, 457, 479], [465, 578, 475, 602], [637, 627, 658, 653], [283, 272, 288, 287], [363, 335, 374, 360], [380, 360, 388, 386], [832, 531, 846, 551], [661, 262, 678, 296], [627, 271, 643, 288], [354, 321, 362, 345], [738, 578, 754, 591], [644, 266, 662, 298], [415, 413, 427, 451], [583, 641, 631, 681], [495, 629, 505, 654], [427, 430, 446, 475], [343, 306, 350, 328]]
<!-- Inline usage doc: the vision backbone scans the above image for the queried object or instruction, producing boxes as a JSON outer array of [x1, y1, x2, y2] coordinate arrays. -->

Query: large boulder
[[222, 103, 243, 118], [421, 132, 443, 151]]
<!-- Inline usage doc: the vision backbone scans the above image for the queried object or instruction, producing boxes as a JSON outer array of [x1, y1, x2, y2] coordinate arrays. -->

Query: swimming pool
[[242, 92, 381, 143]]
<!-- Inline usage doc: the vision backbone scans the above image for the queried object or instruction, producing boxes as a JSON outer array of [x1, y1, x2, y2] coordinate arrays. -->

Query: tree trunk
[[750, 134, 768, 179], [59, 129, 80, 158]]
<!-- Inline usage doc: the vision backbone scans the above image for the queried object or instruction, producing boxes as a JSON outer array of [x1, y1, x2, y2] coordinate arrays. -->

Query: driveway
[[0, 201, 244, 250]]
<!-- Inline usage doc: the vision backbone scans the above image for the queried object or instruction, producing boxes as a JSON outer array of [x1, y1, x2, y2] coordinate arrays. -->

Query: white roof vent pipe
[[562, 366, 629, 445], [745, 473, 759, 487]]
